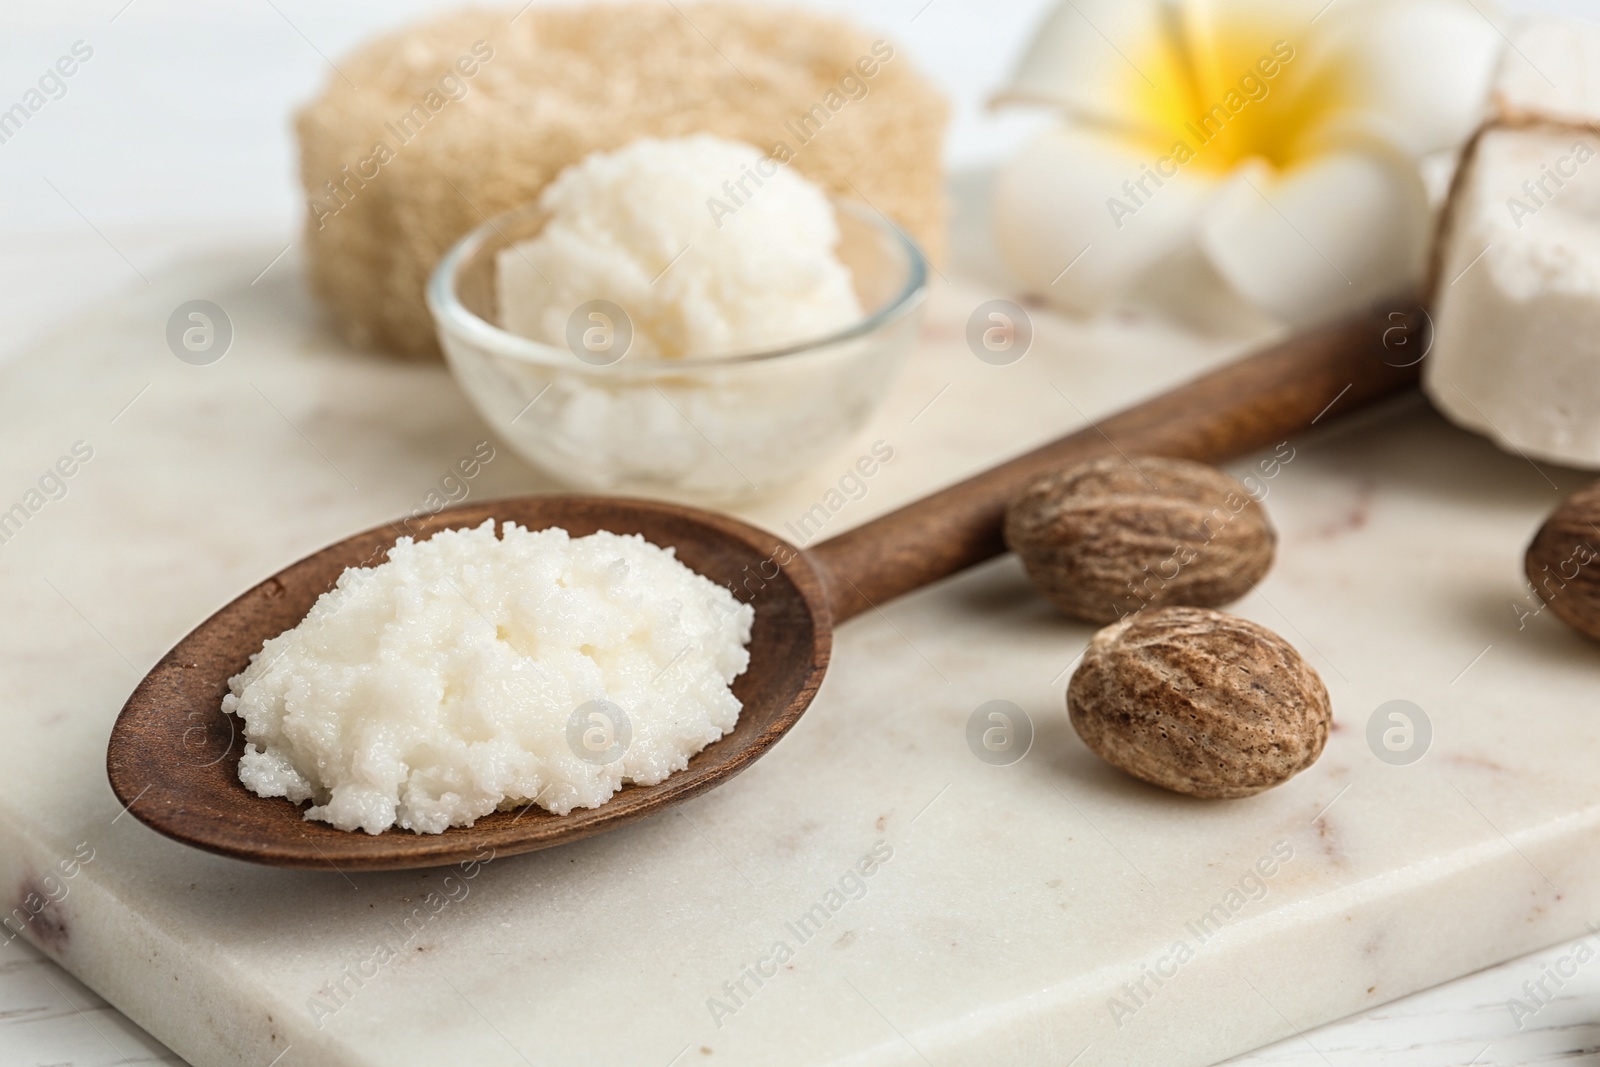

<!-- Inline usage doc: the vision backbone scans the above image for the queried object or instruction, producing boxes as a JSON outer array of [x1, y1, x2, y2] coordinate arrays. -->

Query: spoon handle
[[807, 302, 1428, 624]]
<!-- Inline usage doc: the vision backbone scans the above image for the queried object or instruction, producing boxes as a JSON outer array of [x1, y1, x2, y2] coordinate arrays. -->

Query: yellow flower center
[[1127, 12, 1343, 173]]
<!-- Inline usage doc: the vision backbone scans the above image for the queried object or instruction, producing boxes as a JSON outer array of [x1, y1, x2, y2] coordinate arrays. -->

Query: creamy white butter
[[223, 520, 754, 834], [1427, 126, 1600, 467], [1427, 17, 1600, 469], [496, 134, 862, 359]]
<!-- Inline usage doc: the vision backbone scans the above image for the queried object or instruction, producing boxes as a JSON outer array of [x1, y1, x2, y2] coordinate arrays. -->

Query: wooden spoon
[[107, 303, 1426, 870]]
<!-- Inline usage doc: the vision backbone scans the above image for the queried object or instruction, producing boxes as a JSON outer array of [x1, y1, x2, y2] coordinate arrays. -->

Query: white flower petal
[[994, 125, 1222, 314], [1174, 0, 1314, 96], [1195, 146, 1430, 326], [1127, 238, 1282, 334], [993, 0, 1178, 128], [1299, 0, 1501, 158]]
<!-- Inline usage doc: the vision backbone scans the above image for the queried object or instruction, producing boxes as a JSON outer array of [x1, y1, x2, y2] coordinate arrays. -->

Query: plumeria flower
[[992, 0, 1503, 327]]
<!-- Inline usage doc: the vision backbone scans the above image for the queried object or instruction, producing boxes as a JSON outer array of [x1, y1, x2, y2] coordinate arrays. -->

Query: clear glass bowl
[[426, 199, 929, 502]]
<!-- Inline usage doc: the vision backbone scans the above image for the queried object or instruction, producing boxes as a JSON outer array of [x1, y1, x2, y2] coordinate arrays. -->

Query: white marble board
[[1, 238, 1597, 1067]]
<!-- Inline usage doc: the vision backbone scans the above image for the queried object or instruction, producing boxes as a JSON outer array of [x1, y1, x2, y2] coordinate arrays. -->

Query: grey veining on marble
[[1, 241, 1598, 1067]]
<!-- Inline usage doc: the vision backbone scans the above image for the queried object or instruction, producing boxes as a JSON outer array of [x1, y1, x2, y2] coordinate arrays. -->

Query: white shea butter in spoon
[[222, 520, 754, 835]]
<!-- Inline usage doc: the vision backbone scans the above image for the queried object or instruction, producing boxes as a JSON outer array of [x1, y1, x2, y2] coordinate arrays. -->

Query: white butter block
[[1426, 18, 1600, 468], [1493, 16, 1600, 125]]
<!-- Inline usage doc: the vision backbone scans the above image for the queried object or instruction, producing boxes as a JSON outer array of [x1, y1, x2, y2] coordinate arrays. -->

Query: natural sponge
[[295, 3, 948, 358]]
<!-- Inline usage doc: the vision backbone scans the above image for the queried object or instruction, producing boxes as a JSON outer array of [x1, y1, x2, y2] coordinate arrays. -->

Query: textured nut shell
[[1004, 456, 1276, 623], [296, 4, 949, 358], [1067, 607, 1331, 799], [1526, 481, 1600, 641]]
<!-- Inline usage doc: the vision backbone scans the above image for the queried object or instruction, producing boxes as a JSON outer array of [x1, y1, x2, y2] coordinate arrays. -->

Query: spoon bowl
[[106, 497, 831, 870], [107, 302, 1426, 870]]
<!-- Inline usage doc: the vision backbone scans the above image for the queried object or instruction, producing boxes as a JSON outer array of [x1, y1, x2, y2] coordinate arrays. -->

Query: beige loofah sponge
[[295, 3, 948, 358]]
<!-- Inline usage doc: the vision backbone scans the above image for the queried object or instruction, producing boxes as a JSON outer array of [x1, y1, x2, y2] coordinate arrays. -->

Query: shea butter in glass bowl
[[427, 199, 928, 502]]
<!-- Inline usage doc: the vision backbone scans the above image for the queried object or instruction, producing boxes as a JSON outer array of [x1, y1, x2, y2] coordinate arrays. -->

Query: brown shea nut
[[1004, 456, 1276, 624], [1067, 606, 1331, 799], [1525, 481, 1600, 641]]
